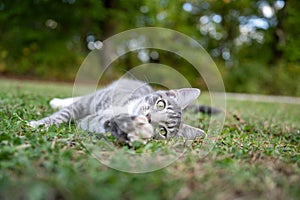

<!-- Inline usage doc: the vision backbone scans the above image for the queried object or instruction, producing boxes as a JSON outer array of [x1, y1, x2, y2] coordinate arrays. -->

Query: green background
[[0, 0, 299, 95]]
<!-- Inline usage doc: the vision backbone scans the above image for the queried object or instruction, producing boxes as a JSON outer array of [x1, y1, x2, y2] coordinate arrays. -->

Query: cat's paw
[[28, 120, 41, 128], [127, 115, 154, 144], [27, 120, 49, 129], [50, 98, 74, 109], [50, 98, 64, 109], [109, 114, 154, 145]]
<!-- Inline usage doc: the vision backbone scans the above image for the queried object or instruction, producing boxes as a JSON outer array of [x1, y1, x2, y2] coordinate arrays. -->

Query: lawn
[[0, 78, 299, 200]]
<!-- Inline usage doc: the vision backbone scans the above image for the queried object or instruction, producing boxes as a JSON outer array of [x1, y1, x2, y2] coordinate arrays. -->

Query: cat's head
[[134, 88, 205, 140]]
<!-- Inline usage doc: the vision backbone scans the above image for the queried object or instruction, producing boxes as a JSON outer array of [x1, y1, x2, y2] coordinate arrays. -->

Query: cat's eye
[[158, 126, 167, 137], [156, 99, 166, 111]]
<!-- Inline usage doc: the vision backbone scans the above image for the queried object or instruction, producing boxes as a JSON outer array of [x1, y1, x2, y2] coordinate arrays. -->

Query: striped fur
[[29, 79, 205, 142]]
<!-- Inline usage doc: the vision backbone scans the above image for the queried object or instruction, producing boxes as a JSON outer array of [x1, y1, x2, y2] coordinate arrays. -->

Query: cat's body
[[29, 79, 205, 144]]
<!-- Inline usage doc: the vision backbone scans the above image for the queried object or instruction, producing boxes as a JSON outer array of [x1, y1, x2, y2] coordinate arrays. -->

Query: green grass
[[0, 78, 299, 200]]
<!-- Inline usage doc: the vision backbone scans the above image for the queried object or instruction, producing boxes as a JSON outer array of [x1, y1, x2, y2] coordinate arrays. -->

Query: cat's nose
[[145, 113, 151, 123]]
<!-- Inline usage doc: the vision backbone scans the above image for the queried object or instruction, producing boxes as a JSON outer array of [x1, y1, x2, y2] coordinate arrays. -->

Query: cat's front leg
[[29, 106, 75, 128], [108, 114, 154, 144], [78, 112, 154, 144]]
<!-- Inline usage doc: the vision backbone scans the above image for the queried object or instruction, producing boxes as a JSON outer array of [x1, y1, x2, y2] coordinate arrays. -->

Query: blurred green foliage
[[0, 0, 299, 95]]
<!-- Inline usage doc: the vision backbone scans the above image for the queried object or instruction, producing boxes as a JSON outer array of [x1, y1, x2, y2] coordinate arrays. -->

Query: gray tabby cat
[[29, 79, 205, 144]]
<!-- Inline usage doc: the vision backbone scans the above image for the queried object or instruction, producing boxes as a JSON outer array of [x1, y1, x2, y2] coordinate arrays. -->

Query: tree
[[0, 0, 299, 95]]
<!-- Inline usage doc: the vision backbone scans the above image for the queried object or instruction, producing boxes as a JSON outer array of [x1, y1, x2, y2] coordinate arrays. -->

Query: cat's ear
[[177, 124, 205, 140], [169, 88, 200, 109]]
